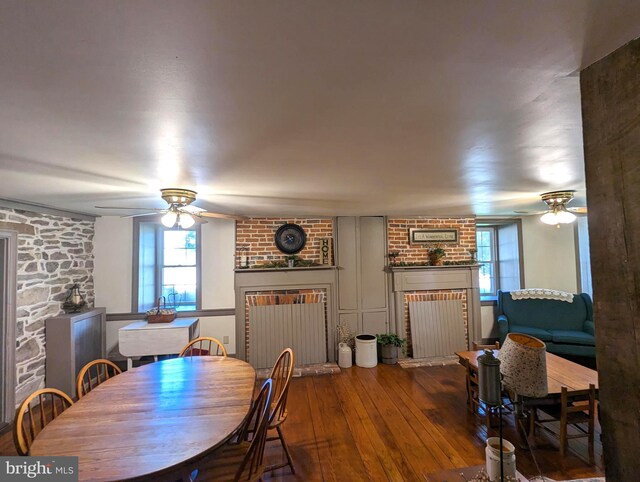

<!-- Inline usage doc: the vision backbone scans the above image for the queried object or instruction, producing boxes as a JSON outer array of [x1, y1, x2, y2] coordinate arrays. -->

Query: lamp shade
[[498, 333, 548, 398]]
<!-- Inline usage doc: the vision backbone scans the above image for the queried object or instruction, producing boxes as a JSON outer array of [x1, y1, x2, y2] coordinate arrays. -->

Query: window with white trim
[[135, 220, 201, 312], [476, 222, 522, 300]]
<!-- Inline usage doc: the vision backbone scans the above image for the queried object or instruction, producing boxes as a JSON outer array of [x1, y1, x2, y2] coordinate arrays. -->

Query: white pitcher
[[338, 343, 352, 368]]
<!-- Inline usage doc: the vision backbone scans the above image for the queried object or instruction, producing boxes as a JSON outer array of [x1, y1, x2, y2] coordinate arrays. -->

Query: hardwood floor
[[262, 364, 604, 481], [1, 363, 604, 481]]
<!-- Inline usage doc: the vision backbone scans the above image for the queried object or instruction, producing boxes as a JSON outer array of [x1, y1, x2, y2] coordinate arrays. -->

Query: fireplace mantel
[[390, 265, 481, 352]]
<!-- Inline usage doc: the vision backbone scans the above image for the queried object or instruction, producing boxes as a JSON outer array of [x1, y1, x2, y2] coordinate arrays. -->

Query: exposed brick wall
[[404, 290, 468, 357], [387, 217, 476, 264], [236, 218, 333, 268]]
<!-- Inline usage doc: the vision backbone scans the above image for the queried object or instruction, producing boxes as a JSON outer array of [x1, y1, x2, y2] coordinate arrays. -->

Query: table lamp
[[498, 333, 548, 399]]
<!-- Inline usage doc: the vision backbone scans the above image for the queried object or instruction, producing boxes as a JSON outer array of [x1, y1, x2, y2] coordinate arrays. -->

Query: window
[[477, 227, 497, 296], [476, 221, 523, 300], [134, 220, 201, 312], [576, 217, 592, 297]]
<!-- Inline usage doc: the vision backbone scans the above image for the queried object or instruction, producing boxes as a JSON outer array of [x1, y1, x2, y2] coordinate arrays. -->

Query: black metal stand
[[498, 404, 504, 482]]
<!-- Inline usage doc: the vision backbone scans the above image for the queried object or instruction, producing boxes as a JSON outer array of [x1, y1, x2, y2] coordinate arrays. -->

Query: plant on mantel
[[389, 259, 477, 267], [255, 256, 321, 269], [427, 245, 446, 266]]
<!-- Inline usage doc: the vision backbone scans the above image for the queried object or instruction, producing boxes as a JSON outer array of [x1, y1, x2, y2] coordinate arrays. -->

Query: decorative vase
[[287, 259, 295, 268], [380, 344, 398, 364], [338, 343, 352, 368]]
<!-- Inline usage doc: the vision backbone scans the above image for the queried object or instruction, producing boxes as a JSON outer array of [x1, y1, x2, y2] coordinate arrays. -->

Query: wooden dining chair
[[264, 348, 295, 474], [531, 384, 596, 459], [76, 359, 122, 399], [179, 337, 227, 357], [190, 378, 273, 482], [472, 340, 500, 350], [14, 388, 74, 455]]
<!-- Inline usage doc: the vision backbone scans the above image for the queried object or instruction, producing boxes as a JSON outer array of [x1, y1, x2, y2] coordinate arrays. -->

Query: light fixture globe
[[178, 212, 195, 229], [161, 211, 178, 227], [555, 208, 576, 224], [540, 211, 559, 225]]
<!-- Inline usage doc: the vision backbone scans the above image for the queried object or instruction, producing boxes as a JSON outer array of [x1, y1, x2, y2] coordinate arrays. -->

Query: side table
[[119, 317, 199, 369]]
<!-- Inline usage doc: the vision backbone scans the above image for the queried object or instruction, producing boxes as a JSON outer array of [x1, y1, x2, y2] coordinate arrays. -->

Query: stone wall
[[0, 208, 95, 405]]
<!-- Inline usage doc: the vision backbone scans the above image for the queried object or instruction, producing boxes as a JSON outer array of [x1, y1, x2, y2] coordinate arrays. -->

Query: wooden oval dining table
[[30, 356, 256, 482]]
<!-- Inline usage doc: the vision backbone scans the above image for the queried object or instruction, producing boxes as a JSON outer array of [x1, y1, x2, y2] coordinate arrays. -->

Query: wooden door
[[336, 217, 388, 337]]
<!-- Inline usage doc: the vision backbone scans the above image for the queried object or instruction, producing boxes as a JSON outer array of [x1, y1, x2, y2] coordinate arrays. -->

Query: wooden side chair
[[76, 359, 122, 399], [472, 341, 500, 350], [190, 378, 273, 482], [179, 337, 227, 357], [265, 348, 295, 474], [14, 388, 74, 455], [531, 384, 596, 459]]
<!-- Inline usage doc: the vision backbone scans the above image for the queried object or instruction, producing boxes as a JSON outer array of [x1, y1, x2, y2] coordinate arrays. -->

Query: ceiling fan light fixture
[[178, 212, 195, 229], [161, 211, 178, 227], [539, 190, 578, 226]]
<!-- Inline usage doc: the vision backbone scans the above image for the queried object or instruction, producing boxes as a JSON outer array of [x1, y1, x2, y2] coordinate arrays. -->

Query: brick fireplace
[[235, 267, 338, 368], [391, 266, 481, 358]]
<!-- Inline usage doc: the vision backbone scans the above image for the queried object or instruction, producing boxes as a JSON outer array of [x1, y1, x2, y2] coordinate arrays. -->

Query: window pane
[[478, 245, 492, 262], [477, 228, 496, 296], [479, 262, 495, 294], [164, 230, 196, 266], [162, 266, 197, 311]]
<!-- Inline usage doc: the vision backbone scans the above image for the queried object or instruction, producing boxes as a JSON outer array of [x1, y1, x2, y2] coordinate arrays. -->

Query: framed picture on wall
[[409, 228, 459, 245]]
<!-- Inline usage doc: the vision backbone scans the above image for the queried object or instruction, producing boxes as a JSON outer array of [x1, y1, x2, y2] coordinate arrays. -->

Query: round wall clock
[[275, 223, 307, 254]]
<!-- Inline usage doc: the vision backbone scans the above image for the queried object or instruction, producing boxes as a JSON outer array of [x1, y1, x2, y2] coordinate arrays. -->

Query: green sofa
[[497, 290, 596, 357]]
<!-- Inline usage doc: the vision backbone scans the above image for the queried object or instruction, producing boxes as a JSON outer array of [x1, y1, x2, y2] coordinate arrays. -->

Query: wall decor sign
[[320, 237, 333, 265], [409, 228, 459, 245]]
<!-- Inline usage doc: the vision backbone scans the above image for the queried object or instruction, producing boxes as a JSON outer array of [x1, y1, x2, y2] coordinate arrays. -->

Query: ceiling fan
[[95, 188, 247, 228], [516, 190, 587, 226]]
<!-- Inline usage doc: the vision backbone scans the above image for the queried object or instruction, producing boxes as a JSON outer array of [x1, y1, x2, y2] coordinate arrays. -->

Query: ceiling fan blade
[[197, 211, 249, 221], [121, 212, 166, 219], [568, 207, 588, 214], [513, 210, 546, 215], [95, 206, 166, 211]]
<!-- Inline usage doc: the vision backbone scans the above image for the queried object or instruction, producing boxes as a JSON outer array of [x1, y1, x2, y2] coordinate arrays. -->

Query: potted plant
[[427, 245, 446, 266], [376, 333, 406, 364]]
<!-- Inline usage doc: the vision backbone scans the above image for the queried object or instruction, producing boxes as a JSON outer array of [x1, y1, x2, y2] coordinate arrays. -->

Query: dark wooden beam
[[581, 37, 640, 481]]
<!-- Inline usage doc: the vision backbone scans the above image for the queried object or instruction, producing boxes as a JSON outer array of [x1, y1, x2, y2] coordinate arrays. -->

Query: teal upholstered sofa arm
[[583, 320, 595, 336], [497, 315, 510, 344]]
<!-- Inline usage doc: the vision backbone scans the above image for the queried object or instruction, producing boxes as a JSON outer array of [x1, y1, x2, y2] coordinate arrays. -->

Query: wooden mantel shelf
[[235, 266, 336, 273], [389, 264, 480, 271]]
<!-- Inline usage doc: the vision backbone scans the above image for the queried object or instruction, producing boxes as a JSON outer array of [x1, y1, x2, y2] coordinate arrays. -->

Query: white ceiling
[[0, 1, 639, 217]]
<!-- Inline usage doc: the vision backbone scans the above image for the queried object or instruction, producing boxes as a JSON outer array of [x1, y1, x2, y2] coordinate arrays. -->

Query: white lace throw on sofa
[[510, 288, 574, 303]]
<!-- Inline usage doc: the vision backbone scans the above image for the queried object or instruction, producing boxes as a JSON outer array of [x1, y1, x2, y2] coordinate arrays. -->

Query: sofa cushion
[[548, 330, 596, 346], [509, 325, 553, 342]]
